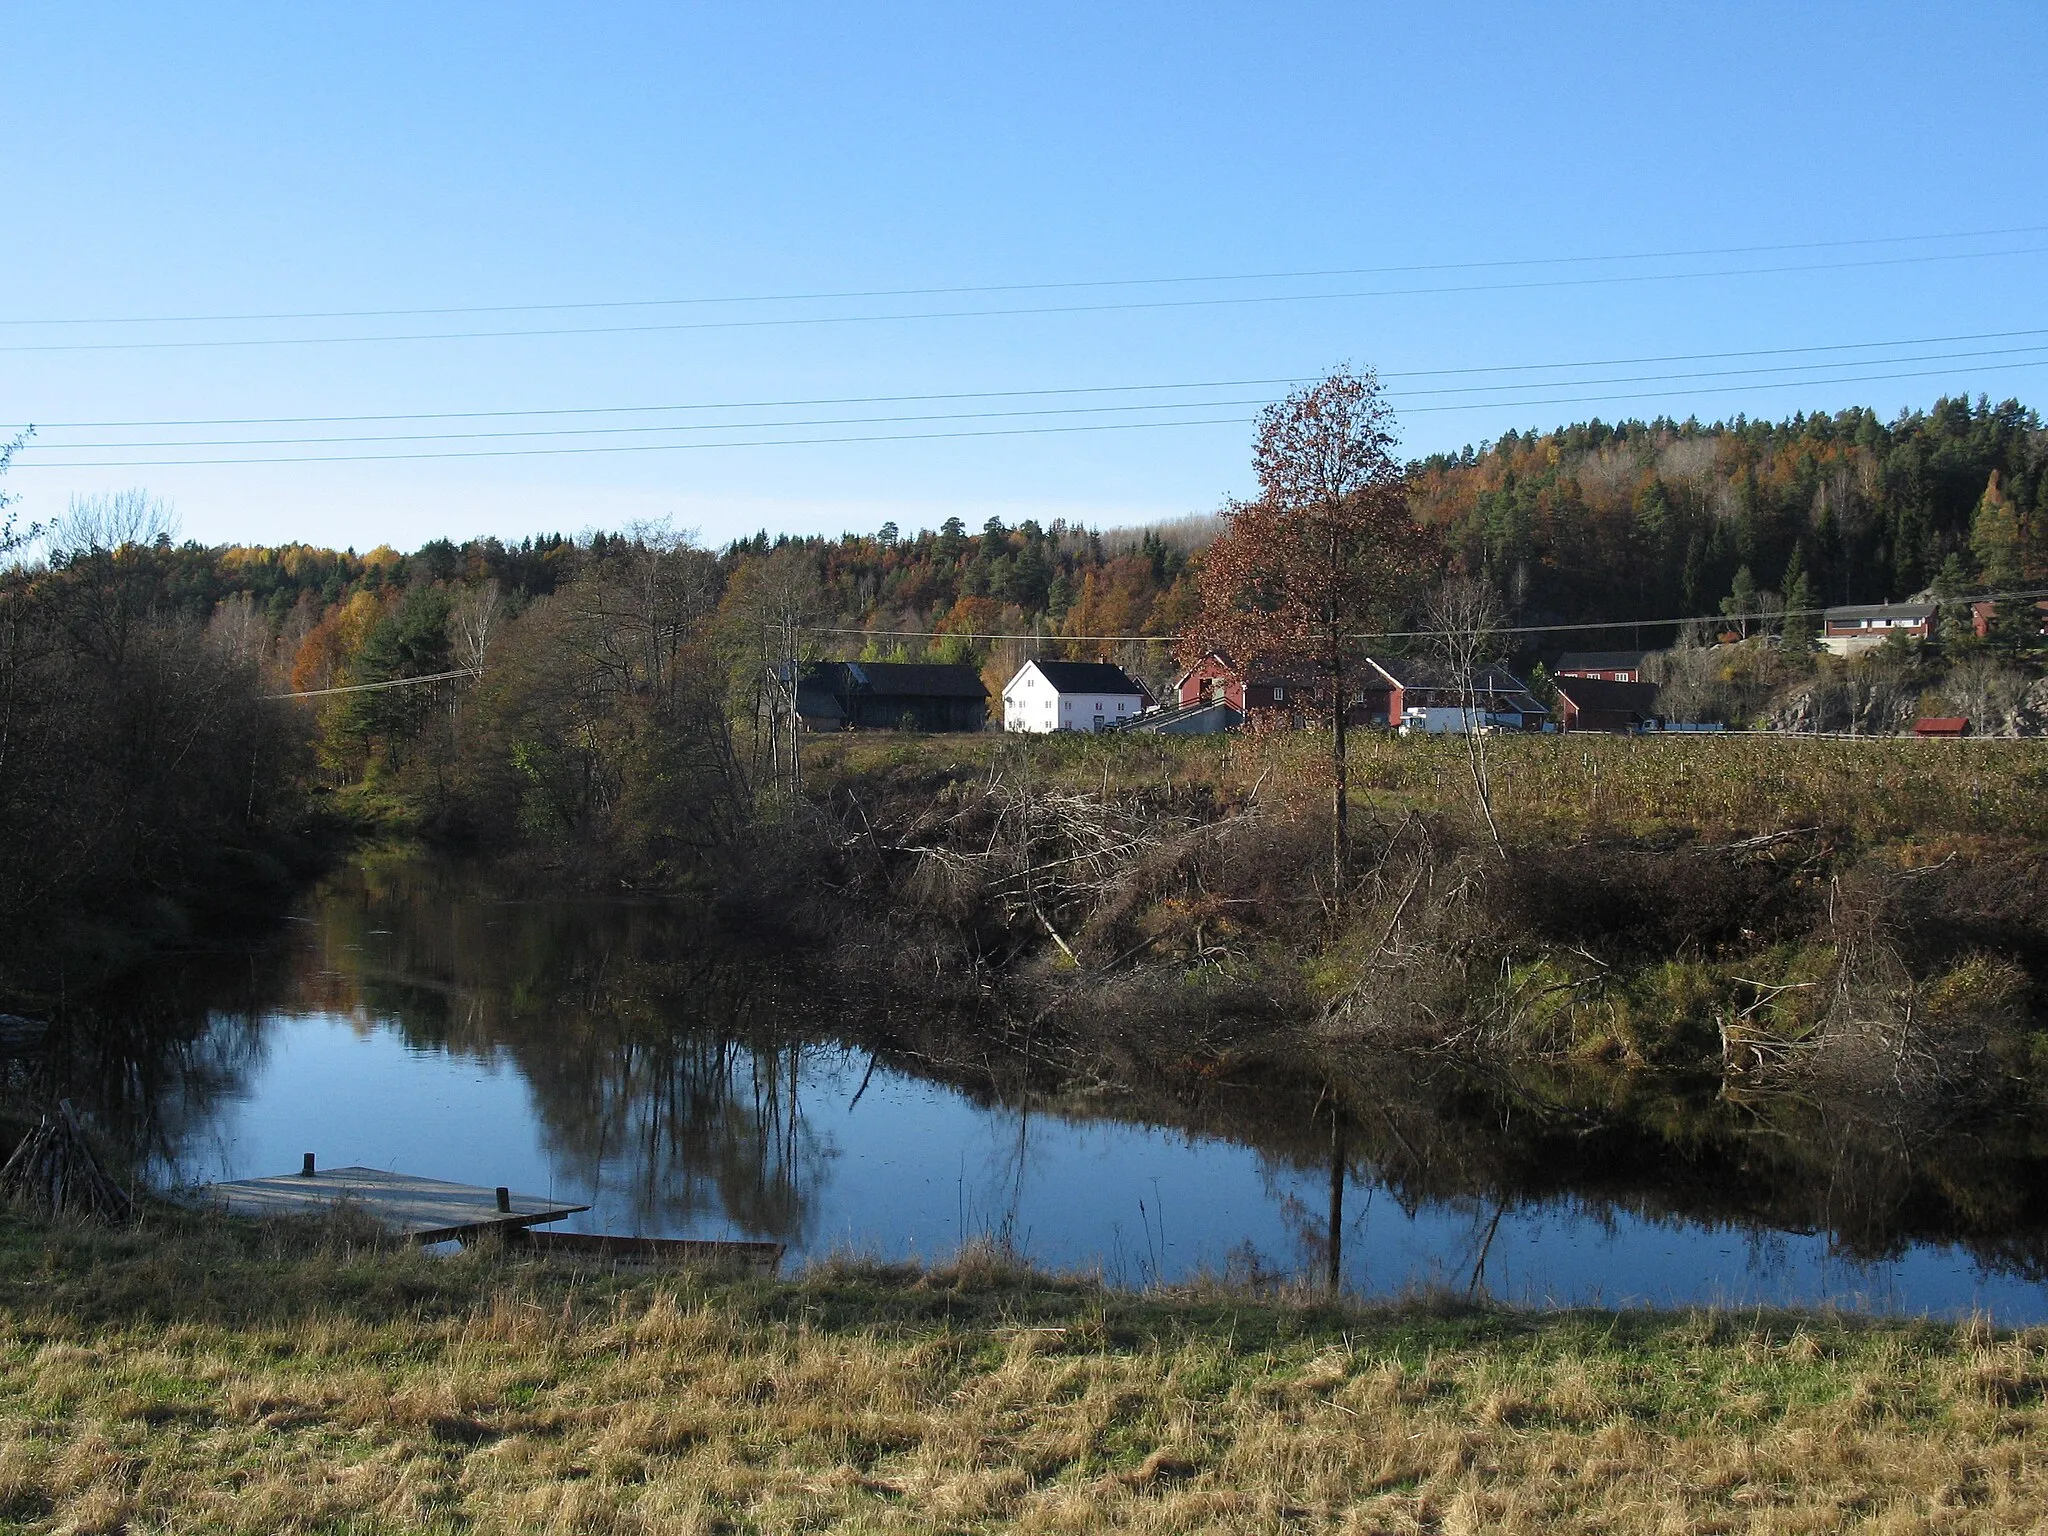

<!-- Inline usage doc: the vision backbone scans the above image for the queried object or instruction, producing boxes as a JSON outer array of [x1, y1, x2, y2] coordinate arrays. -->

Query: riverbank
[[2, 1209, 2044, 1533], [774, 730, 2048, 1106]]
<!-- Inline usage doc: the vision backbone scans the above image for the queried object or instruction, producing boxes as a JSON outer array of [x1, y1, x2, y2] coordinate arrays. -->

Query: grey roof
[[1556, 650, 1648, 672], [1364, 657, 1531, 694], [1824, 602, 1936, 623], [1028, 660, 1146, 694]]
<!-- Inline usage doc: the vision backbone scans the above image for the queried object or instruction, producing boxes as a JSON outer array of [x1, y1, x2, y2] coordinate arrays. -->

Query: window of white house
[[1274, 685, 1286, 701]]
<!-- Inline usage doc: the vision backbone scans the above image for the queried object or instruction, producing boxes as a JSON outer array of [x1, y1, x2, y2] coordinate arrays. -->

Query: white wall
[[1002, 666, 1142, 733]]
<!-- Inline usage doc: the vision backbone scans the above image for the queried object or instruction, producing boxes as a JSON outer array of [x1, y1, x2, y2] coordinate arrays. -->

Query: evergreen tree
[[1780, 546, 1817, 652], [1970, 471, 2026, 591]]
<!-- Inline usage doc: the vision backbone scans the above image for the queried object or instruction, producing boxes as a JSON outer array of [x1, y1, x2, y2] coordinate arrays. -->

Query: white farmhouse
[[1002, 660, 1150, 734]]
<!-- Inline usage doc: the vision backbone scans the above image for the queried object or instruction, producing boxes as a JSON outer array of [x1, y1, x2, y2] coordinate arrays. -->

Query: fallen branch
[[0, 1099, 135, 1224]]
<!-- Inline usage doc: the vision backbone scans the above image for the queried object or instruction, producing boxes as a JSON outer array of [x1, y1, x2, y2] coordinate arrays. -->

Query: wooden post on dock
[[495, 1186, 511, 1213], [301, 1153, 316, 1177]]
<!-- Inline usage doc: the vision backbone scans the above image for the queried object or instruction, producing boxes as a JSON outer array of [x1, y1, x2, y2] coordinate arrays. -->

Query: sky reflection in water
[[144, 862, 2048, 1323]]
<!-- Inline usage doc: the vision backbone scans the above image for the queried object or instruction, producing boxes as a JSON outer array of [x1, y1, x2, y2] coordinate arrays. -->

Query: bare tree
[[450, 579, 502, 678], [717, 544, 826, 792], [50, 489, 176, 557], [1426, 577, 1507, 856]]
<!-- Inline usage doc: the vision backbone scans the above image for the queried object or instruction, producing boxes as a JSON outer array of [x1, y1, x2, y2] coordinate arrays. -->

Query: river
[[69, 855, 2048, 1321]]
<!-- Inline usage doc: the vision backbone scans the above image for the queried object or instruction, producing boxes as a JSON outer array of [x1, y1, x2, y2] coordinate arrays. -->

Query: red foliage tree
[[1191, 368, 1434, 888]]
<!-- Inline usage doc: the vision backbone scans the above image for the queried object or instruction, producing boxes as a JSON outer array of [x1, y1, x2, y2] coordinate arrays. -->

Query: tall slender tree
[[1191, 369, 1433, 891]]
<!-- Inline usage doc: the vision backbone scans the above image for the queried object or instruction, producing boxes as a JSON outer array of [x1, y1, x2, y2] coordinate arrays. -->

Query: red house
[[1171, 651, 1325, 717], [1555, 650, 1649, 684], [1553, 676, 1662, 733], [1973, 598, 2048, 638], [1359, 657, 1550, 732]]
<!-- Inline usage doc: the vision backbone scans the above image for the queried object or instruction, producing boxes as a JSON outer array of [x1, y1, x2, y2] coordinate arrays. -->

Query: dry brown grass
[[1, 1215, 2046, 1533], [804, 728, 2048, 849]]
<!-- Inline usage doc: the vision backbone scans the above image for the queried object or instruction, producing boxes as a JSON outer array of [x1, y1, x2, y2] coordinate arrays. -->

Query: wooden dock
[[194, 1164, 589, 1243], [504, 1228, 785, 1274]]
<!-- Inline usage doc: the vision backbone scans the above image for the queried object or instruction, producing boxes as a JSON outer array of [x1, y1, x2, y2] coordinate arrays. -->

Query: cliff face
[[1760, 670, 2048, 735]]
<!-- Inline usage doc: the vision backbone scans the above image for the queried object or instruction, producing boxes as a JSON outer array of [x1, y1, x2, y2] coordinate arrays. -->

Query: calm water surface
[[101, 858, 2048, 1322]]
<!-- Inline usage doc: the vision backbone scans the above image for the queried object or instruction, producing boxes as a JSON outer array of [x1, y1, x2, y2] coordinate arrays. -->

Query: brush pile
[[0, 1098, 134, 1223]]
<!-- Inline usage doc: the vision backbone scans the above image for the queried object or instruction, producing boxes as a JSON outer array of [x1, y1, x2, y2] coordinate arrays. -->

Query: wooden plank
[[194, 1166, 588, 1242], [503, 1228, 785, 1273]]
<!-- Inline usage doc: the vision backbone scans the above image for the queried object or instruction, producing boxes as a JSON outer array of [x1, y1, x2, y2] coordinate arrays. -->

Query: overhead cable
[[29, 341, 2048, 452], [3, 246, 2044, 355], [11, 224, 2045, 328], [801, 587, 2048, 646], [21, 354, 2048, 468], [19, 325, 2048, 432]]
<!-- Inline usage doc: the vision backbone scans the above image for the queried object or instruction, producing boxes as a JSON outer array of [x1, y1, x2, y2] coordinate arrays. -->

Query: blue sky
[[3, 3, 2044, 551]]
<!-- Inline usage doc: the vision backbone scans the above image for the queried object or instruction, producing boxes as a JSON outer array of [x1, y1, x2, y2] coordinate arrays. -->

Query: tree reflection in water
[[61, 857, 833, 1244], [38, 853, 2048, 1306]]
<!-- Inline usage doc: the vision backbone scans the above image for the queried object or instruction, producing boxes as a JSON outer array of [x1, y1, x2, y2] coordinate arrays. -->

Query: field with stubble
[[1, 1212, 2044, 1534]]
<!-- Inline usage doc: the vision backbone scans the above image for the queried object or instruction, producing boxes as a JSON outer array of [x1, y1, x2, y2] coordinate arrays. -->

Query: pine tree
[[1780, 546, 1817, 652], [1969, 472, 2032, 648]]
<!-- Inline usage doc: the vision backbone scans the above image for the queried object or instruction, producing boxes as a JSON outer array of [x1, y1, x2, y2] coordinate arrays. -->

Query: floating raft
[[195, 1164, 588, 1243], [504, 1228, 784, 1273]]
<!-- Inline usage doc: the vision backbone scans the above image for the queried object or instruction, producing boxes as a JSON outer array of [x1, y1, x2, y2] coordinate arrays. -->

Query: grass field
[[802, 728, 2048, 848], [2, 1212, 2045, 1533]]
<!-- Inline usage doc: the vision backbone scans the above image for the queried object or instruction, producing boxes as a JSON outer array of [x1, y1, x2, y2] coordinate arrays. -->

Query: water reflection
[[44, 855, 2048, 1321]]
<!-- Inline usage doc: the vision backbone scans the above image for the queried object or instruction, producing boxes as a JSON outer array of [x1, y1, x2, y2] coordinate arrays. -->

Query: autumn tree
[[1192, 368, 1434, 888]]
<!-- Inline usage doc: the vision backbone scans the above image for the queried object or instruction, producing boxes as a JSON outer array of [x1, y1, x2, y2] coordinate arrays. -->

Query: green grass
[[1, 1210, 2045, 1532]]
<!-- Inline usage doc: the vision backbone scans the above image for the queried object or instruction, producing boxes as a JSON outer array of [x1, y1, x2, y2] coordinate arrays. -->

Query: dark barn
[[788, 661, 989, 732]]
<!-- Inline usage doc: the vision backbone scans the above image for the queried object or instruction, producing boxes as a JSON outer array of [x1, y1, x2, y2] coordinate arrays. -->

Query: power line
[[266, 667, 479, 700], [22, 354, 2048, 468], [261, 589, 2048, 701], [13, 224, 2045, 329], [802, 587, 2048, 646], [4, 246, 2044, 356], [30, 341, 2048, 452], [1400, 354, 2048, 417], [21, 325, 2048, 432], [20, 413, 1256, 468]]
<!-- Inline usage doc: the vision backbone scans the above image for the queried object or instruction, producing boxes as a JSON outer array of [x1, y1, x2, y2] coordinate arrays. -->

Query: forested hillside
[[45, 396, 2046, 710], [1415, 394, 2048, 632]]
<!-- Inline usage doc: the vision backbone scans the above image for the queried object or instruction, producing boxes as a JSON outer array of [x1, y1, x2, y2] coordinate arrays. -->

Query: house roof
[[1555, 677, 1661, 715], [848, 662, 987, 699], [1824, 602, 1936, 624], [1556, 650, 1648, 672], [1025, 660, 1147, 695], [785, 660, 987, 700], [1172, 650, 1328, 686], [1362, 658, 1531, 695]]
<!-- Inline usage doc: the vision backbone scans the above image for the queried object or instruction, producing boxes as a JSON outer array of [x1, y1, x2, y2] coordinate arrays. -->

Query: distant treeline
[[88, 394, 2047, 689]]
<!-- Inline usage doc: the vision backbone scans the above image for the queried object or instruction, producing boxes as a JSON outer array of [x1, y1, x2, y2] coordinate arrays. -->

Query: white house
[[1002, 659, 1150, 733]]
